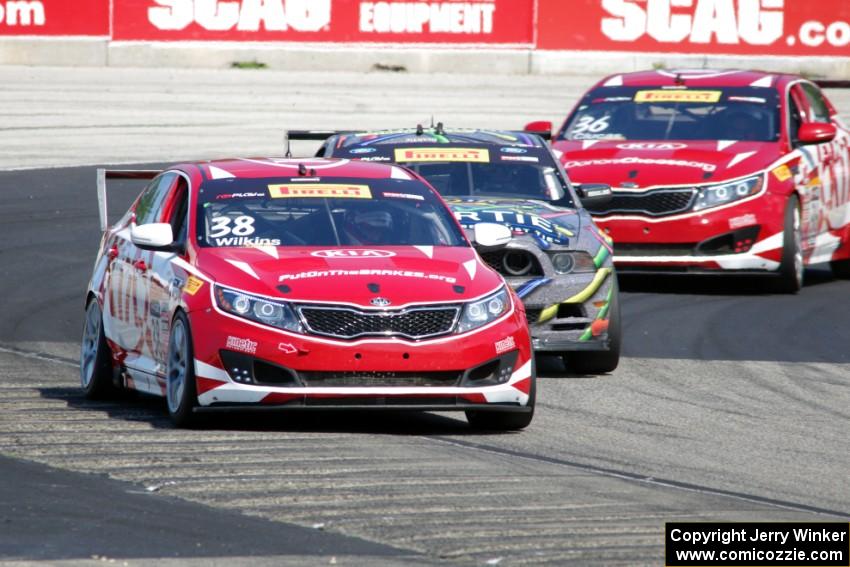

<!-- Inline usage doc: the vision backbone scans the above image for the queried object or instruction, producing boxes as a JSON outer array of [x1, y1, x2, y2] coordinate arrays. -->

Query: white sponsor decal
[[279, 269, 457, 284], [311, 249, 396, 258], [0, 1, 45, 26], [729, 213, 757, 230], [616, 142, 687, 150], [226, 335, 258, 354], [495, 336, 516, 354], [500, 155, 540, 163], [565, 157, 717, 173], [148, 0, 331, 32], [600, 0, 784, 46], [360, 1, 495, 34], [382, 191, 425, 201]]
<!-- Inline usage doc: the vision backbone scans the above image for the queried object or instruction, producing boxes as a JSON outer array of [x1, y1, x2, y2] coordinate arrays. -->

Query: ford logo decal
[[311, 249, 396, 258], [500, 147, 528, 154]]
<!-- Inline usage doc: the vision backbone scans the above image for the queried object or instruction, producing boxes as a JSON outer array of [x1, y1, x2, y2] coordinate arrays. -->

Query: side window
[[134, 173, 177, 225], [167, 178, 189, 244], [801, 83, 831, 123], [787, 90, 804, 147]]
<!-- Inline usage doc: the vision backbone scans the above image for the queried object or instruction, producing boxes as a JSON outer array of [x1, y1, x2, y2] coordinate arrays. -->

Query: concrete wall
[[2, 39, 848, 77]]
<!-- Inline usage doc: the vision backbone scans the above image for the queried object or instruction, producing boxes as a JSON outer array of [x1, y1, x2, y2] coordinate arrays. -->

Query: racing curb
[[2, 39, 850, 78]]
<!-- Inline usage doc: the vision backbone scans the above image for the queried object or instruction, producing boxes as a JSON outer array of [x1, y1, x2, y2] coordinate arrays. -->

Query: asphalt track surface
[[1, 67, 849, 565]]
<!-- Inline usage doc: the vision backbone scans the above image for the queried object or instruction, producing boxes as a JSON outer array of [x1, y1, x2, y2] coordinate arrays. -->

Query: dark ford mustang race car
[[527, 69, 850, 292], [81, 157, 535, 430], [293, 127, 621, 373]]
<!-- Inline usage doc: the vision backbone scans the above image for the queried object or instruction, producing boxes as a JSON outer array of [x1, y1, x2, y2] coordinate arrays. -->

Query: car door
[[791, 83, 850, 259], [103, 172, 178, 390]]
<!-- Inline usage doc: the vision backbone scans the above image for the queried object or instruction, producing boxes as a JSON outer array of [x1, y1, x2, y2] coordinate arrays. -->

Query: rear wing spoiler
[[814, 80, 850, 89], [96, 168, 161, 231]]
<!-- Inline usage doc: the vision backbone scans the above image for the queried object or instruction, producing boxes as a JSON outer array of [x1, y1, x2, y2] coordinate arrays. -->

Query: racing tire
[[80, 299, 117, 399], [772, 195, 804, 294], [166, 312, 200, 428], [465, 360, 536, 431], [829, 258, 850, 279], [564, 282, 622, 375]]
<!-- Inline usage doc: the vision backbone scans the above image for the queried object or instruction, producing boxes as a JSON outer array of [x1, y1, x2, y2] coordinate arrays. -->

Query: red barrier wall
[[0, 0, 109, 36], [3, 0, 849, 59], [113, 0, 535, 45], [537, 0, 850, 57]]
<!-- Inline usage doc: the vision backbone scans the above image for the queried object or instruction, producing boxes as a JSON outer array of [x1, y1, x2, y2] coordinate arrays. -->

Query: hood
[[553, 140, 782, 188], [444, 196, 581, 250], [196, 245, 502, 307]]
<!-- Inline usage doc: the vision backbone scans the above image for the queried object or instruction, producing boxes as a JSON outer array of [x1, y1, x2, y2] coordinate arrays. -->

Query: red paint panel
[[113, 0, 534, 44], [0, 0, 109, 36], [510, 377, 531, 395], [196, 377, 227, 395], [538, 0, 850, 57]]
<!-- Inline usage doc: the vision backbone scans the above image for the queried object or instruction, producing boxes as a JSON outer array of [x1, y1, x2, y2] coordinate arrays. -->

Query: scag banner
[[0, 0, 108, 36], [537, 0, 850, 57], [112, 0, 535, 45]]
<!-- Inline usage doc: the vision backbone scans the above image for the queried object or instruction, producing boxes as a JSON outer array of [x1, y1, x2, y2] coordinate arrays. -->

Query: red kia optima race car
[[527, 69, 850, 292], [81, 158, 534, 430]]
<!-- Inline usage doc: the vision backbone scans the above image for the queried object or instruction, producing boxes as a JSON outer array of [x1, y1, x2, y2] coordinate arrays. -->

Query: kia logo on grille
[[311, 249, 396, 258], [616, 142, 687, 150], [370, 297, 391, 307]]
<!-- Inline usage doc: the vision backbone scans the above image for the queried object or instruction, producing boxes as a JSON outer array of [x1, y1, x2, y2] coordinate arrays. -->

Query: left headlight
[[548, 251, 597, 274], [457, 287, 510, 334], [215, 285, 302, 333], [693, 175, 763, 212]]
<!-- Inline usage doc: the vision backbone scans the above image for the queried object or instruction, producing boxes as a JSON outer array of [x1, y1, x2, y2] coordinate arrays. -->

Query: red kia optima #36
[[81, 158, 534, 430], [528, 69, 850, 292]]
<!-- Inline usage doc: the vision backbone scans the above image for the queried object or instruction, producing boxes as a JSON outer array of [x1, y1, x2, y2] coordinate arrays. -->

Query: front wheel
[[166, 312, 200, 428], [772, 195, 803, 293], [80, 299, 117, 399], [565, 282, 621, 375]]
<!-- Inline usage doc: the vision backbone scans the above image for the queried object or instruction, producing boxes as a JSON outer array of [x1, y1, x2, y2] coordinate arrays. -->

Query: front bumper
[[597, 192, 786, 273], [483, 242, 616, 354], [188, 306, 533, 410]]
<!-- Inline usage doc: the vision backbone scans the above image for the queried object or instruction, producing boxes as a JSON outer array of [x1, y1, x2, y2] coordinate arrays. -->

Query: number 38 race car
[[292, 127, 621, 374], [81, 158, 535, 430], [528, 69, 850, 293]]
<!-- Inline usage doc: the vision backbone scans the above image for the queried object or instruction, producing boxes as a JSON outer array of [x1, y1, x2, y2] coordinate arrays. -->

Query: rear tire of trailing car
[[565, 282, 621, 375], [166, 311, 200, 428], [773, 195, 803, 294], [80, 299, 117, 399], [465, 358, 535, 431]]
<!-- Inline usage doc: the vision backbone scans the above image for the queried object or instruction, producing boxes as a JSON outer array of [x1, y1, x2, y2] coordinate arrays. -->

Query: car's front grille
[[614, 243, 697, 257], [298, 305, 459, 340], [587, 188, 697, 217], [299, 370, 462, 387]]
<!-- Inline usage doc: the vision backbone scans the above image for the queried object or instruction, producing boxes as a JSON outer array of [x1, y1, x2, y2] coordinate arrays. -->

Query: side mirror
[[524, 120, 553, 141], [575, 183, 613, 209], [131, 223, 175, 251], [472, 222, 512, 250], [798, 122, 836, 145]]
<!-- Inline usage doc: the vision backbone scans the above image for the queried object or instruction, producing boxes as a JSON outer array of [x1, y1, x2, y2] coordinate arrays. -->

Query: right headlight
[[692, 175, 763, 212], [214, 285, 302, 333], [547, 251, 597, 274], [457, 287, 510, 334]]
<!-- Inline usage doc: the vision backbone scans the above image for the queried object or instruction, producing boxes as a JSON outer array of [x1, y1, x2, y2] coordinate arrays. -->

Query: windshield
[[560, 86, 780, 142], [403, 161, 573, 204], [197, 177, 467, 248]]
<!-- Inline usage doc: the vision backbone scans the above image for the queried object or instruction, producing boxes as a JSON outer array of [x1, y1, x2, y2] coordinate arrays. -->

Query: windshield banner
[[537, 0, 850, 57]]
